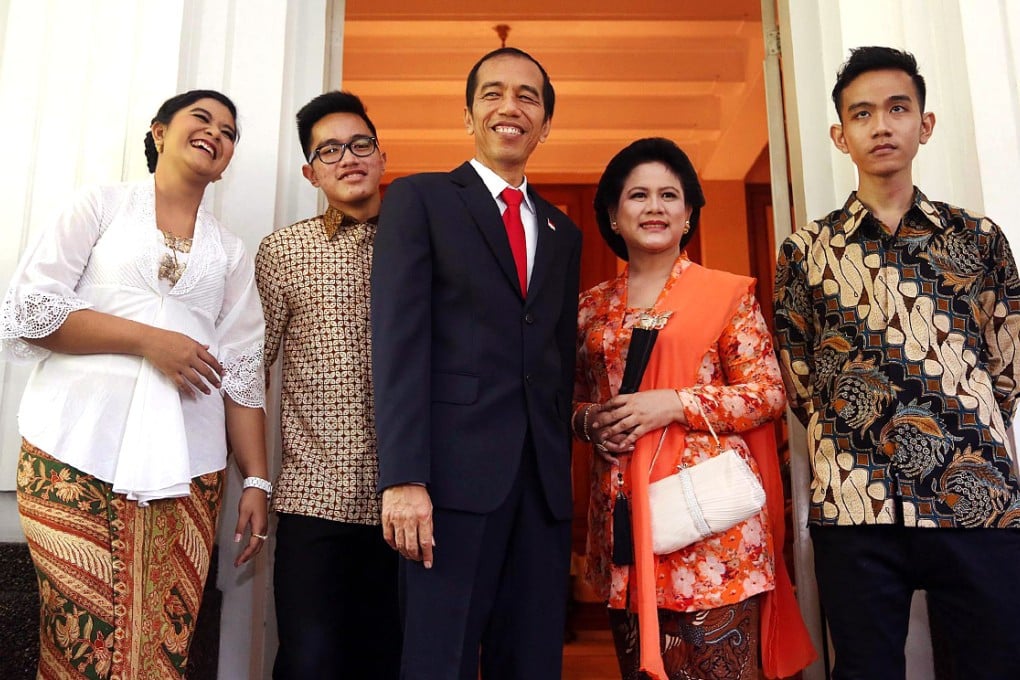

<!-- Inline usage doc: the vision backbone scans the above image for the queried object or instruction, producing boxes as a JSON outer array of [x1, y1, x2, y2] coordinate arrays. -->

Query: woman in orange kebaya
[[572, 138, 815, 680]]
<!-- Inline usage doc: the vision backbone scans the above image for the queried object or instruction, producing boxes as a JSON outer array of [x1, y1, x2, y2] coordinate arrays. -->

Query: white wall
[[0, 1, 342, 677], [772, 1, 1020, 678]]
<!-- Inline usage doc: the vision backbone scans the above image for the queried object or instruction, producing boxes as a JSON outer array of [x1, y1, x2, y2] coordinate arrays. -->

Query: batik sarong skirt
[[609, 595, 762, 680], [16, 439, 224, 680]]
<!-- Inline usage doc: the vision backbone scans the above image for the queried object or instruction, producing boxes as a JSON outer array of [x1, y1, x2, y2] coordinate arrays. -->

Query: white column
[[772, 1, 1020, 678], [174, 1, 338, 676]]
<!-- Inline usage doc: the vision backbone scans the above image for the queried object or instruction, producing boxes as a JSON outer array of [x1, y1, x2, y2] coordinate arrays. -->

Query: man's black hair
[[296, 91, 378, 159], [831, 46, 926, 119], [465, 47, 555, 120]]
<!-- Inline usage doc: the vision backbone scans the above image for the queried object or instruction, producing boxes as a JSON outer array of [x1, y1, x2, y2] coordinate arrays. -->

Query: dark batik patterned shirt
[[255, 207, 380, 525], [774, 189, 1020, 528]]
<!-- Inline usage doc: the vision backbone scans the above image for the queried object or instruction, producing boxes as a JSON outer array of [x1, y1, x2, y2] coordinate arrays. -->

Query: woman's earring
[[611, 220, 619, 233], [155, 140, 164, 153]]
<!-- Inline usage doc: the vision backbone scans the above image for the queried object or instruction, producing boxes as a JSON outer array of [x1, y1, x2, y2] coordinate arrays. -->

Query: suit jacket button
[[524, 312, 535, 324], [525, 373, 533, 384]]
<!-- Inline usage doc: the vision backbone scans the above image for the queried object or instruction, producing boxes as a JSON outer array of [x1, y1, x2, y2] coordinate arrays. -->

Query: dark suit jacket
[[371, 162, 581, 520]]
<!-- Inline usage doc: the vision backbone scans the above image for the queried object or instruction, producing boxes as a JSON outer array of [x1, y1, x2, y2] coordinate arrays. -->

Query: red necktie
[[500, 187, 528, 295]]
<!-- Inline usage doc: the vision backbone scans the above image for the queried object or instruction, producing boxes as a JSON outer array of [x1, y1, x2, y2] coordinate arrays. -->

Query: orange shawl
[[629, 263, 816, 679]]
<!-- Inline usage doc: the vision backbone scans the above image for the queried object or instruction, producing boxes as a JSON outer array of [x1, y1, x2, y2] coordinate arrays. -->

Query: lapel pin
[[547, 218, 556, 231]]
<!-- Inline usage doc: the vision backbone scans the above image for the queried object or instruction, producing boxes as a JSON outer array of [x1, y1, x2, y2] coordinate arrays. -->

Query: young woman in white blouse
[[0, 90, 269, 679]]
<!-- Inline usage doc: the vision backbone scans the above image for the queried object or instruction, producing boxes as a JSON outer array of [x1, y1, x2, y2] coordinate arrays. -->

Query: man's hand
[[382, 484, 435, 568]]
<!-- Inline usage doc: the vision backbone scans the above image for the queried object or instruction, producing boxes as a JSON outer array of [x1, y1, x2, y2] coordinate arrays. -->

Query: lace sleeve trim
[[0, 291, 93, 362], [221, 342, 265, 408]]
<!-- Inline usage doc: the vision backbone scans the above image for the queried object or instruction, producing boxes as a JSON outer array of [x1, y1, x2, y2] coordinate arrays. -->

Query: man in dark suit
[[371, 47, 582, 680]]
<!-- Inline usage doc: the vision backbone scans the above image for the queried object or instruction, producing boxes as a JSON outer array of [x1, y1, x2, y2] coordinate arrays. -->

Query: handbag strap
[[692, 396, 723, 452], [649, 394, 725, 472], [648, 426, 670, 469], [645, 404, 713, 537]]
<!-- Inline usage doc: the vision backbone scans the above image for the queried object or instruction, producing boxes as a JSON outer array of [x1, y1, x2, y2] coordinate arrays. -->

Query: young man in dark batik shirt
[[774, 46, 1020, 679]]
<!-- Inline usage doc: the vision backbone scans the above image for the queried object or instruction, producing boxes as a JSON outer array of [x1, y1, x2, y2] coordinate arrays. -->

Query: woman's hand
[[225, 401, 269, 566], [141, 327, 223, 397], [233, 487, 269, 567], [592, 389, 687, 451], [25, 310, 222, 396]]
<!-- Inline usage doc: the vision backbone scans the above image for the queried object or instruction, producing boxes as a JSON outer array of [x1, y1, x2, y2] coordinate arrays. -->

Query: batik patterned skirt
[[16, 439, 224, 680], [609, 596, 761, 680]]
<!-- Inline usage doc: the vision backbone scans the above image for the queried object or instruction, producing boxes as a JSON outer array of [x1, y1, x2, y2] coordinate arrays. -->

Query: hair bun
[[144, 131, 158, 173]]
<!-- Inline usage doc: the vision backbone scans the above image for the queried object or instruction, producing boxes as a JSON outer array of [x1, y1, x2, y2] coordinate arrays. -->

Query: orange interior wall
[[699, 180, 751, 276]]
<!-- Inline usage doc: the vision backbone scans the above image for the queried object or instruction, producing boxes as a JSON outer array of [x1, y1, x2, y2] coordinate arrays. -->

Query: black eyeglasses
[[308, 136, 378, 164]]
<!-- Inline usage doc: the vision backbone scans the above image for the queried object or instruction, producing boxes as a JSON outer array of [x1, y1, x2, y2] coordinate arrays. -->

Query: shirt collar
[[323, 205, 379, 240], [838, 187, 944, 239], [469, 158, 537, 215]]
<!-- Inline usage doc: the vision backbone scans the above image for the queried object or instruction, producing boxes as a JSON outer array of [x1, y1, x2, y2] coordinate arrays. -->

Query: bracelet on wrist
[[242, 476, 273, 500], [581, 403, 596, 443], [571, 403, 587, 440]]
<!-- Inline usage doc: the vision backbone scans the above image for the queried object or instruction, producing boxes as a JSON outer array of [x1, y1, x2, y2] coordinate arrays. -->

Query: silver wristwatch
[[242, 476, 273, 500]]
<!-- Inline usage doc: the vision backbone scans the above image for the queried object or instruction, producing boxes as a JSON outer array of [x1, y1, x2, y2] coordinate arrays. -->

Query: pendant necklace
[[158, 229, 193, 286]]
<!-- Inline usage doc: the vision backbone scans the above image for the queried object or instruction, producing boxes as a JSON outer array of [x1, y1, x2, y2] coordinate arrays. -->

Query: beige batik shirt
[[255, 207, 380, 524]]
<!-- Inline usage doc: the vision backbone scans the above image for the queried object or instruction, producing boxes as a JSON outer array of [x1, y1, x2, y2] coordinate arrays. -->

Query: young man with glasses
[[255, 91, 399, 679]]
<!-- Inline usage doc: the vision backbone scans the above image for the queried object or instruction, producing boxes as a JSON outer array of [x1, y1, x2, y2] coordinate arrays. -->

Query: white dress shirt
[[469, 158, 537, 286], [0, 180, 265, 503]]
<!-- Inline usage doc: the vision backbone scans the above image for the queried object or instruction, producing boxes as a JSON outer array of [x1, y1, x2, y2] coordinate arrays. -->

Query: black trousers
[[272, 513, 401, 680], [398, 440, 572, 680], [810, 524, 1020, 680]]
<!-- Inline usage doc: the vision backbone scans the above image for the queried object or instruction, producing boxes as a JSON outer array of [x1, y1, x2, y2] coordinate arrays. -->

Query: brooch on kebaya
[[633, 310, 673, 330]]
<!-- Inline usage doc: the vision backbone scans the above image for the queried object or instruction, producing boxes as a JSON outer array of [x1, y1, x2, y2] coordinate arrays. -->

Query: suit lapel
[[451, 162, 525, 299], [527, 192, 559, 303]]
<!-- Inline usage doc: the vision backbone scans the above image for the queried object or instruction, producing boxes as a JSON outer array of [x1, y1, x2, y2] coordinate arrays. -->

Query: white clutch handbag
[[647, 399, 766, 555]]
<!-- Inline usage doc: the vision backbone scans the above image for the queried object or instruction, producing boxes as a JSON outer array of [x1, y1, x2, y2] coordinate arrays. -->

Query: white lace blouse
[[0, 181, 265, 503]]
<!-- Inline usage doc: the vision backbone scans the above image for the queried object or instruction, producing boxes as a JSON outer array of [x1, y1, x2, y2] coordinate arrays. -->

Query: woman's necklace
[[157, 229, 193, 286]]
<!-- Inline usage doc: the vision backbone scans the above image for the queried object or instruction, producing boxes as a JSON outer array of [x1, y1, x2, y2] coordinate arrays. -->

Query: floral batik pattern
[[16, 440, 223, 679], [774, 189, 1020, 528], [574, 254, 785, 613]]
